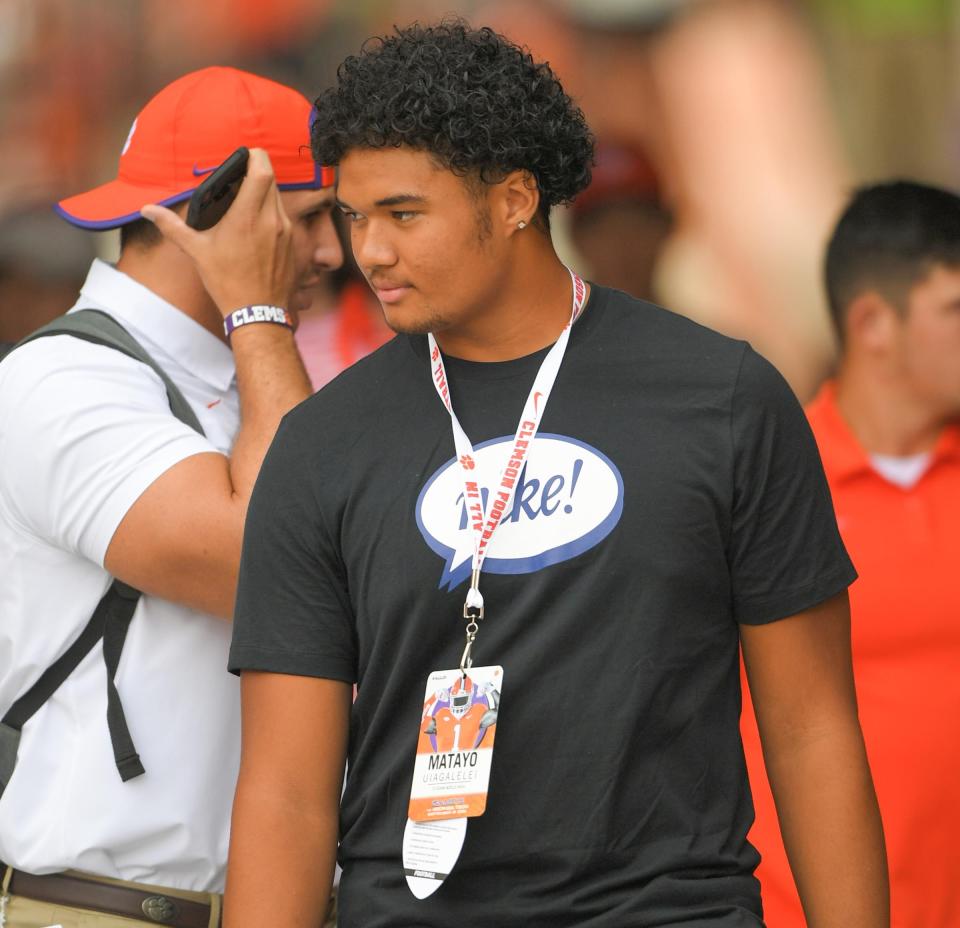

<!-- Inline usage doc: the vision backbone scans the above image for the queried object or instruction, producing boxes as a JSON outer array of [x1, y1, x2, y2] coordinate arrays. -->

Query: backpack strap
[[0, 581, 144, 789], [16, 309, 204, 434], [101, 580, 146, 781], [1, 310, 207, 790]]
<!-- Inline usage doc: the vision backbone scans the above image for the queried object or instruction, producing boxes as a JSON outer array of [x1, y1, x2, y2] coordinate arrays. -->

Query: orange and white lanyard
[[427, 270, 587, 670]]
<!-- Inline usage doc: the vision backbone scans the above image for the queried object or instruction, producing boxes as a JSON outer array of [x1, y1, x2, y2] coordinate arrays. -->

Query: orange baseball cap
[[56, 66, 335, 230]]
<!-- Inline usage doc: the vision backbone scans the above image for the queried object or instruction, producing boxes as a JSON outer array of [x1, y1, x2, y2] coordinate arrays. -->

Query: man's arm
[[104, 149, 313, 618], [224, 671, 350, 928], [741, 591, 889, 928]]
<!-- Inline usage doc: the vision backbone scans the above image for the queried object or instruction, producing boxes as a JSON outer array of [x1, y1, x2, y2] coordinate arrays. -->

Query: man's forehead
[[280, 184, 335, 211], [337, 146, 450, 205], [911, 262, 960, 297]]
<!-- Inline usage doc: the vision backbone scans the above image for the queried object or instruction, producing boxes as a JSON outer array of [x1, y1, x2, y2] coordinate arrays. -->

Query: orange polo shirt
[[741, 381, 960, 928]]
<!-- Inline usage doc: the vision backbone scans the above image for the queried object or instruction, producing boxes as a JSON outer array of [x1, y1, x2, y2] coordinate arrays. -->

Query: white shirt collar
[[69, 259, 236, 393], [869, 451, 933, 490]]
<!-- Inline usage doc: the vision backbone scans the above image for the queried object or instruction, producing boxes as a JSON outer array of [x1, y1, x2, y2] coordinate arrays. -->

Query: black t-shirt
[[230, 285, 855, 927]]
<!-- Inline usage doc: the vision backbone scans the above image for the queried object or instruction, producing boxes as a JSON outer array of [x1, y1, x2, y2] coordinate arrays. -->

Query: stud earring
[[517, 220, 527, 230]]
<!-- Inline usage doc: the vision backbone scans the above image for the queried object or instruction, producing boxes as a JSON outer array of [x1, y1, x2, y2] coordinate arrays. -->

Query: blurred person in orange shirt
[[742, 180, 960, 928]]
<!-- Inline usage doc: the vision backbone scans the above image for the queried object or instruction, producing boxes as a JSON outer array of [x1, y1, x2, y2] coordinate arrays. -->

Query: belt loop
[[1, 864, 12, 926], [207, 891, 221, 928]]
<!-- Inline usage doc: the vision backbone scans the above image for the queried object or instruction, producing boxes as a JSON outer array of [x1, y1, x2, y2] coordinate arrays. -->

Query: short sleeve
[[229, 412, 357, 682], [728, 346, 856, 624], [0, 337, 217, 565]]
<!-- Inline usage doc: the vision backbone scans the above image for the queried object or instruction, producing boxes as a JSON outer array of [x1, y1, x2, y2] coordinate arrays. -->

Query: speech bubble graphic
[[416, 433, 624, 590]]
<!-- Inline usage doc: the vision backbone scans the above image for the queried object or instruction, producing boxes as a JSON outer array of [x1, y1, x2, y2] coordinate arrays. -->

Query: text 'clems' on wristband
[[223, 305, 292, 338]]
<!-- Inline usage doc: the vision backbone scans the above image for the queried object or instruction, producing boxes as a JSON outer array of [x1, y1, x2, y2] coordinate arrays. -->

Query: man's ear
[[493, 170, 541, 235], [846, 290, 899, 352]]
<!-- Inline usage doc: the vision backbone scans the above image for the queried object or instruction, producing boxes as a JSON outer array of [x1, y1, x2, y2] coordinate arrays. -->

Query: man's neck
[[834, 363, 948, 456], [432, 238, 587, 362], [116, 245, 225, 342]]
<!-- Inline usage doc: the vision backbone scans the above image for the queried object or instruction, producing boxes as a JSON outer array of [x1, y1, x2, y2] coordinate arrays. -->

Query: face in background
[[278, 186, 344, 315], [570, 201, 670, 302], [336, 146, 510, 339], [567, 140, 669, 303], [892, 263, 960, 420]]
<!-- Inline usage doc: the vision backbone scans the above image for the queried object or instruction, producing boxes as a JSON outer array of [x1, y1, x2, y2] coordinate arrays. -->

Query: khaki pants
[[0, 866, 221, 928]]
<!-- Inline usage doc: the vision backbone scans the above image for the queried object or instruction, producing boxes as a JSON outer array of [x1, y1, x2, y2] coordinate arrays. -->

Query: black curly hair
[[311, 20, 594, 227]]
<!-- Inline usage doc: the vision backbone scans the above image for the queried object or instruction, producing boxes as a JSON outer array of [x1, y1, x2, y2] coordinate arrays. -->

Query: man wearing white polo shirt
[[0, 67, 341, 927]]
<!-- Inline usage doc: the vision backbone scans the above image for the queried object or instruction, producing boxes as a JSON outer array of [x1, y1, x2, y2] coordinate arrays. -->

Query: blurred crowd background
[[1, 0, 958, 400]]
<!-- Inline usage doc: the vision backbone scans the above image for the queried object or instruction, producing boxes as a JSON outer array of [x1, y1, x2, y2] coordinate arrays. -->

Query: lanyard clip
[[461, 569, 482, 675], [459, 629, 476, 675], [463, 569, 484, 620]]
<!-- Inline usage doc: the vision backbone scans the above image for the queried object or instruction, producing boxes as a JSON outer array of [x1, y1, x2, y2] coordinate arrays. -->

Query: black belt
[[3, 865, 219, 928]]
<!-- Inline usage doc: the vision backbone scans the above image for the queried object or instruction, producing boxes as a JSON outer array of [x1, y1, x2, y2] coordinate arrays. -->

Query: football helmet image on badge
[[420, 675, 499, 753]]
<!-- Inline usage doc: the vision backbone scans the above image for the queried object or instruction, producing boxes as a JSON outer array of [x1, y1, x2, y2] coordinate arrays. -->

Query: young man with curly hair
[[224, 22, 887, 928]]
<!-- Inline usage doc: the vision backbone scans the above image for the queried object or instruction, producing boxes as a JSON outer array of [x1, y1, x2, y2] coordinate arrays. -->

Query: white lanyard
[[427, 270, 587, 670]]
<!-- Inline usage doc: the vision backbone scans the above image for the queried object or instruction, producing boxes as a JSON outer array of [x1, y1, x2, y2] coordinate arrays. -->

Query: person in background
[[295, 243, 393, 389], [568, 139, 672, 302], [742, 180, 960, 928], [0, 66, 341, 927]]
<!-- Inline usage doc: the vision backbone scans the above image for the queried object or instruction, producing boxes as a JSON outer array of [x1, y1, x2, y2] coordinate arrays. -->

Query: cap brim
[[56, 178, 196, 230], [56, 166, 337, 231]]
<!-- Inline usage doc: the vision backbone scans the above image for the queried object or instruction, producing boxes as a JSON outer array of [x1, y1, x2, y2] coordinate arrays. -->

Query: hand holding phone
[[142, 147, 295, 316], [186, 147, 250, 230]]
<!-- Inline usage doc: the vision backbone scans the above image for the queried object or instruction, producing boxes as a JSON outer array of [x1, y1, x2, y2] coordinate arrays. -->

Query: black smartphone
[[185, 147, 250, 230]]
